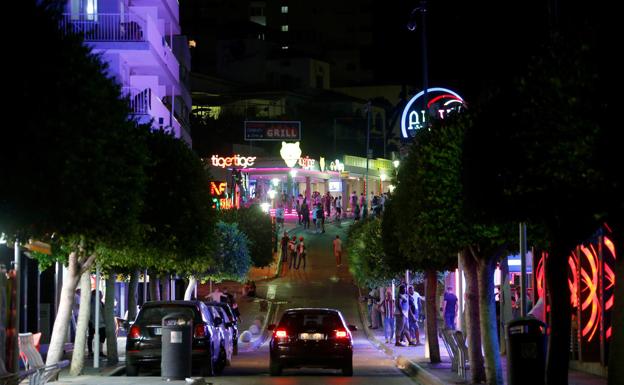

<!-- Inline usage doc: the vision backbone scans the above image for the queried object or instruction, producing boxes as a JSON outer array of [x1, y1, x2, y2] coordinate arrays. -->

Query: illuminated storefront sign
[[210, 181, 227, 196], [401, 87, 466, 139], [329, 159, 344, 172], [298, 156, 316, 170], [319, 157, 326, 172], [280, 141, 302, 167], [210, 154, 256, 168], [329, 181, 342, 192], [245, 121, 301, 141]]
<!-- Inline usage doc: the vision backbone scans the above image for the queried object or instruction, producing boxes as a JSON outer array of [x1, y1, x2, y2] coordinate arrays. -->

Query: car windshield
[[136, 305, 199, 325], [279, 311, 342, 332]]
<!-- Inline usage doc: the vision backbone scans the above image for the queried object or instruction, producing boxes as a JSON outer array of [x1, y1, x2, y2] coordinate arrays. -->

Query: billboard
[[244, 121, 301, 141]]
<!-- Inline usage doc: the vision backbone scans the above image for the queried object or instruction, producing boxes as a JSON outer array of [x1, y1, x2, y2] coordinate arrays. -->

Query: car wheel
[[341, 358, 353, 376], [200, 355, 215, 377], [214, 345, 227, 374], [126, 362, 139, 376], [269, 358, 282, 376]]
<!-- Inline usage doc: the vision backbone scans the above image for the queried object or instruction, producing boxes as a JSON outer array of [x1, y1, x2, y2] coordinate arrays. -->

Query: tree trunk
[[608, 228, 623, 385], [499, 253, 513, 355], [425, 268, 441, 363], [127, 270, 139, 321], [461, 250, 486, 383], [477, 256, 503, 385], [46, 252, 84, 366], [545, 245, 571, 385], [161, 273, 170, 301], [69, 270, 91, 375], [149, 273, 160, 301], [184, 277, 197, 300], [104, 274, 118, 364]]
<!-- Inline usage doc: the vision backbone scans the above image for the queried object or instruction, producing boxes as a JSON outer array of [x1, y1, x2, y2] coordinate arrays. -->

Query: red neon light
[[568, 253, 579, 308], [426, 94, 462, 108], [536, 253, 545, 300], [580, 245, 600, 342]]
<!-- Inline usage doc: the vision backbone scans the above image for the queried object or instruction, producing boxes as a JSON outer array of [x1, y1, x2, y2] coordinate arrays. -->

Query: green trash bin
[[506, 317, 547, 385]]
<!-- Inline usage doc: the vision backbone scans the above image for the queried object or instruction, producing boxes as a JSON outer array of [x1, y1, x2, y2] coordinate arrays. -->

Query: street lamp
[[407, 0, 429, 129]]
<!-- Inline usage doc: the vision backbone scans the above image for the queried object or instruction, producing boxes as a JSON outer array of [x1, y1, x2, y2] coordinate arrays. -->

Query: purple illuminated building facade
[[62, 0, 192, 145]]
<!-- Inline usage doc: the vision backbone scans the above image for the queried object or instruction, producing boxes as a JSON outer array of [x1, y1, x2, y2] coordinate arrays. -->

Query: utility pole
[[420, 0, 429, 128], [365, 101, 371, 203]]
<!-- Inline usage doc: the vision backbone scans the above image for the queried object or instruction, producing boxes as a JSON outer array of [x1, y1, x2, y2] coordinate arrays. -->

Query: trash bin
[[506, 317, 547, 385], [161, 313, 193, 380]]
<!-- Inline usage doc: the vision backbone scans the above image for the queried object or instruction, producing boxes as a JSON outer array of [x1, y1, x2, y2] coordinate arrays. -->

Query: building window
[[281, 6, 288, 13], [281, 25, 289, 32], [281, 45, 289, 50]]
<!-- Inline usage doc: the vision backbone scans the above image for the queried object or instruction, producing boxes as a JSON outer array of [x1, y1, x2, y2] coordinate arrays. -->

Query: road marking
[[267, 284, 276, 300]]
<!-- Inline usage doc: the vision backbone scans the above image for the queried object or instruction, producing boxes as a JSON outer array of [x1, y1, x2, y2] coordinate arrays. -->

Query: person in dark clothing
[[280, 231, 289, 262], [88, 290, 106, 357]]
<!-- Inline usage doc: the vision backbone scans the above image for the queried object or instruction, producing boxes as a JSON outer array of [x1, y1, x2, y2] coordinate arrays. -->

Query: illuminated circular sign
[[400, 87, 466, 139]]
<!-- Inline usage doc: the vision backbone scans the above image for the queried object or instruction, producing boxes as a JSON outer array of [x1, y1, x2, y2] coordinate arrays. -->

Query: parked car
[[125, 300, 228, 376], [206, 304, 233, 365], [205, 301, 239, 355], [268, 308, 357, 376]]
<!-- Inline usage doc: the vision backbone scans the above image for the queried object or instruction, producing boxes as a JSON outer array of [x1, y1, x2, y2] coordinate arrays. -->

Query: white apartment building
[[62, 0, 192, 145]]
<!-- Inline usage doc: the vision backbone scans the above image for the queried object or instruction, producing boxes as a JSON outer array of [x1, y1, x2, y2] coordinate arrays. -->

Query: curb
[[356, 287, 445, 385]]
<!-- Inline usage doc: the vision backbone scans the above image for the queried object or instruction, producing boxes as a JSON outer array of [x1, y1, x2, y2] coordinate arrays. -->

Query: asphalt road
[[57, 220, 414, 385]]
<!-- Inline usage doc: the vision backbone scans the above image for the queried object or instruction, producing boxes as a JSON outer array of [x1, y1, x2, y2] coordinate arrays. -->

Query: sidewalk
[[358, 298, 607, 385]]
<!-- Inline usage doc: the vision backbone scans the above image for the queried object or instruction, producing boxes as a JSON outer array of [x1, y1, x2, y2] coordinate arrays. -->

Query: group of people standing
[[349, 191, 387, 221], [367, 284, 424, 346], [281, 232, 308, 271]]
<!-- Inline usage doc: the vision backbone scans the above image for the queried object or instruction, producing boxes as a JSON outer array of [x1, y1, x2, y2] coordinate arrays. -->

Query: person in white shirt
[[208, 286, 225, 302]]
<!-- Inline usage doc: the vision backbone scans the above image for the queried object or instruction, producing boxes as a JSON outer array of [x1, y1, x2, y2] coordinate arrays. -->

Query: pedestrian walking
[[296, 194, 303, 224], [441, 286, 458, 330], [296, 237, 307, 270], [288, 235, 298, 269], [324, 192, 332, 218], [381, 288, 395, 343], [312, 204, 318, 232], [301, 199, 310, 229], [353, 203, 360, 221], [395, 285, 417, 346], [335, 196, 342, 220], [281, 231, 289, 262], [407, 286, 421, 344], [332, 235, 342, 266], [318, 203, 325, 233], [350, 191, 357, 217]]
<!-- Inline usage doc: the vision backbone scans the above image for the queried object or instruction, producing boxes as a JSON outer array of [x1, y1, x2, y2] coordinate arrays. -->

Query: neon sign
[[329, 159, 344, 172], [210, 181, 227, 196], [298, 156, 316, 170], [211, 154, 256, 168], [400, 87, 466, 139], [280, 141, 302, 167]]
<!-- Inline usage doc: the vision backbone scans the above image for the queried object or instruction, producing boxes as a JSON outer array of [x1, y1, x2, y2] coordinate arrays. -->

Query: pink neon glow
[[427, 94, 463, 108], [568, 254, 579, 307], [242, 167, 340, 176]]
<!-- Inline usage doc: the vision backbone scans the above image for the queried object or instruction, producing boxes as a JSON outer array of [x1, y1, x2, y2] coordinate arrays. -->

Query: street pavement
[[53, 217, 415, 385]]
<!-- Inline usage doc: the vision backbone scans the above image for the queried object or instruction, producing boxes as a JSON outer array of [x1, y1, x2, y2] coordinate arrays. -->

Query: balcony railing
[[61, 13, 146, 42], [122, 87, 151, 115]]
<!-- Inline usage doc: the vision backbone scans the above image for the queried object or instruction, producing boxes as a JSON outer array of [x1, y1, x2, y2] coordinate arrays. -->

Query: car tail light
[[194, 323, 207, 338], [129, 325, 141, 339], [274, 329, 288, 339], [335, 329, 348, 339]]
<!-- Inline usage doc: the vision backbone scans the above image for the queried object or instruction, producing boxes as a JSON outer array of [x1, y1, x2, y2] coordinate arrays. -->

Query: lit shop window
[[281, 25, 289, 32], [281, 6, 289, 13]]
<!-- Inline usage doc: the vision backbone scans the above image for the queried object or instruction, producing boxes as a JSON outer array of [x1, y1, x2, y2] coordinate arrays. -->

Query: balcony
[[60, 13, 146, 42]]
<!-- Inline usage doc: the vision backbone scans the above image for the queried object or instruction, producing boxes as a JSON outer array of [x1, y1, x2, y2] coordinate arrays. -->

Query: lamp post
[[408, 0, 429, 129]]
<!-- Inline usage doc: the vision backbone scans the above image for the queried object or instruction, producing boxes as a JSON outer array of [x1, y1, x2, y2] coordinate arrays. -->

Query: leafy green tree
[[1, 2, 151, 368], [462, 30, 619, 384], [346, 218, 394, 288], [219, 207, 272, 267], [207, 221, 251, 282]]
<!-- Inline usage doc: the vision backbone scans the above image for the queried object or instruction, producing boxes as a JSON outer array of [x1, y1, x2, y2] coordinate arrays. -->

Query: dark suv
[[268, 308, 356, 376], [125, 300, 227, 376]]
